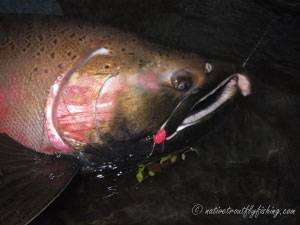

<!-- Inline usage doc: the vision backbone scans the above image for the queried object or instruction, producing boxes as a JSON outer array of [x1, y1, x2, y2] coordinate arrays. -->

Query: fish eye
[[171, 69, 193, 92]]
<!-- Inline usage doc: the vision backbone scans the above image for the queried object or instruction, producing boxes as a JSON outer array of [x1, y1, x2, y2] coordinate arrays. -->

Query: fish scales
[[0, 16, 122, 151]]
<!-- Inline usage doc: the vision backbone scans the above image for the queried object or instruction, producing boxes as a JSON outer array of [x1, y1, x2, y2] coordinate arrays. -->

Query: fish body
[[0, 15, 131, 153], [0, 15, 251, 225]]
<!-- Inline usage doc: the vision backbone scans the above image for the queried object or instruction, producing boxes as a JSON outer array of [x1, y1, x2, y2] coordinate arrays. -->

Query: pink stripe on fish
[[136, 72, 159, 92]]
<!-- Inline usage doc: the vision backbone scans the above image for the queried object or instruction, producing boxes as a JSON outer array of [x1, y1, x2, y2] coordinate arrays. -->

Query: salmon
[[0, 15, 250, 157], [0, 15, 251, 225]]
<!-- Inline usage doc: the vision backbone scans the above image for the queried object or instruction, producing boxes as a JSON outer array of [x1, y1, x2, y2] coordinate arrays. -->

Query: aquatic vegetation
[[136, 147, 200, 183]]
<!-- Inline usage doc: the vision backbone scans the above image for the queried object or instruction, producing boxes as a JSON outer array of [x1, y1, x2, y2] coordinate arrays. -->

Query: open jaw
[[167, 74, 251, 139]]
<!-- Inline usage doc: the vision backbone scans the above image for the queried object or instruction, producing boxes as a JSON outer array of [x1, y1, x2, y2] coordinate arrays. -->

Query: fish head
[[95, 46, 206, 145], [53, 36, 251, 165]]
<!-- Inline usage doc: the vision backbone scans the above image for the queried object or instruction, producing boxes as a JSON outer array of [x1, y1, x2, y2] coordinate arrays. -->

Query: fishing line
[[242, 17, 277, 68]]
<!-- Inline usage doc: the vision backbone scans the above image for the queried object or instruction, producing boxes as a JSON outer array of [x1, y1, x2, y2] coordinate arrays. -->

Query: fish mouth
[[167, 74, 250, 140]]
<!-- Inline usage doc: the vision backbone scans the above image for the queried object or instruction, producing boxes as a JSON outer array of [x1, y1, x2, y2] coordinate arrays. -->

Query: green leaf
[[170, 155, 177, 164], [160, 155, 171, 165], [148, 170, 155, 176], [138, 164, 145, 173], [136, 172, 144, 183], [181, 152, 186, 160]]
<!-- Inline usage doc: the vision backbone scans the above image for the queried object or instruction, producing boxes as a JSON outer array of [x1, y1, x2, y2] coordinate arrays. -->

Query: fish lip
[[166, 74, 250, 140]]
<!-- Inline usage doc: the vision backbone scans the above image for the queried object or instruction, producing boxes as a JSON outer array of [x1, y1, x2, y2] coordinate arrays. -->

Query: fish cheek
[[102, 89, 177, 142]]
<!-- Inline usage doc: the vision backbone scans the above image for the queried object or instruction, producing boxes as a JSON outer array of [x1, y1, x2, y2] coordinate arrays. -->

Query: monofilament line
[[242, 18, 277, 68]]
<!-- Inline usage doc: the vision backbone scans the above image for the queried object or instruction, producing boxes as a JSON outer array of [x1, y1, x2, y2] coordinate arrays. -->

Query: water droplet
[[97, 174, 104, 179], [48, 173, 55, 180], [55, 153, 62, 158], [117, 171, 123, 176]]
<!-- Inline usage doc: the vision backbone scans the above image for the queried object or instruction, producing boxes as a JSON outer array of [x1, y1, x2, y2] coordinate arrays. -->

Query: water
[[2, 0, 299, 224]]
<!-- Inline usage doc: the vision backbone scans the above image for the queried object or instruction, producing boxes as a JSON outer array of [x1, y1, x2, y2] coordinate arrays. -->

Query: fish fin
[[0, 134, 80, 225]]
